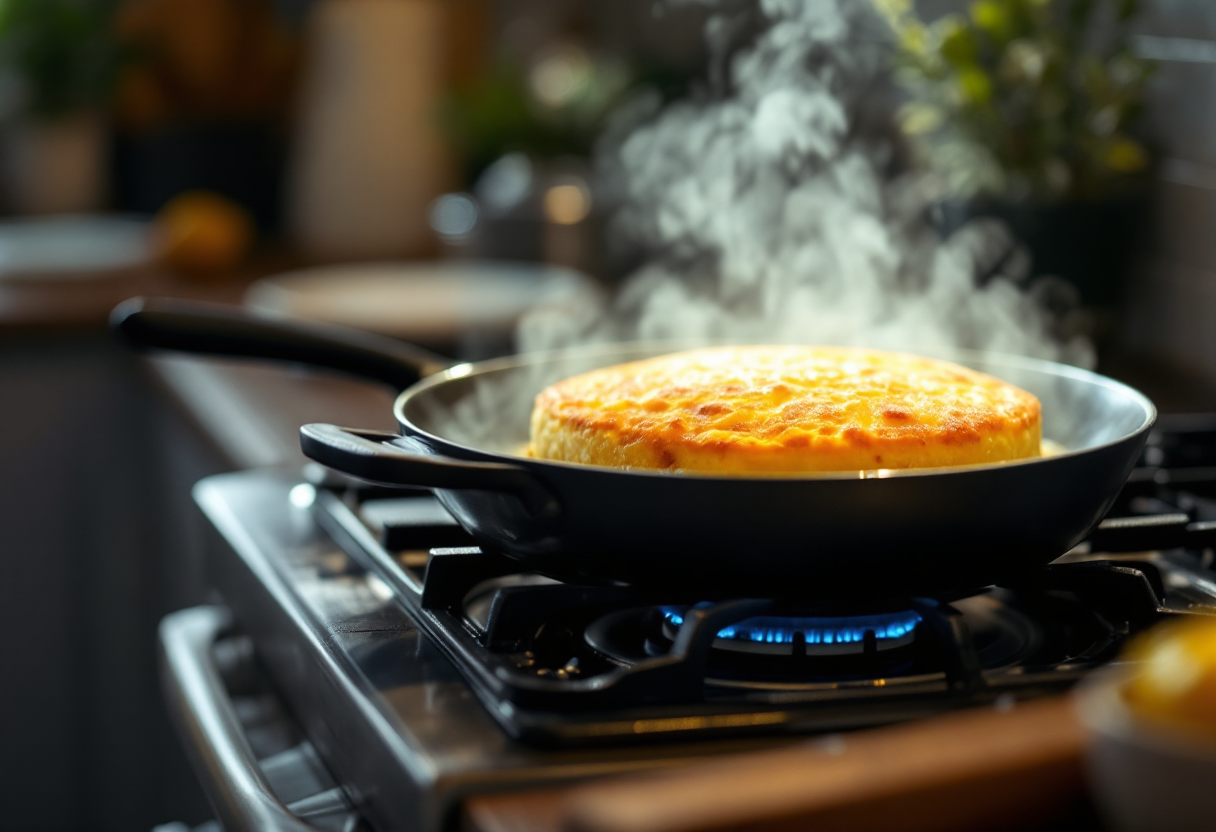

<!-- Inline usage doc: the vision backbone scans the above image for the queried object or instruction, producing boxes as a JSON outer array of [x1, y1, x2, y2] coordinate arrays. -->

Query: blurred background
[[3, 0, 1216, 828]]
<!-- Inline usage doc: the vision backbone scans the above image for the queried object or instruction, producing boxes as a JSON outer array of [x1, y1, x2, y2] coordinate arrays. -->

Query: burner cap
[[661, 606, 922, 656]]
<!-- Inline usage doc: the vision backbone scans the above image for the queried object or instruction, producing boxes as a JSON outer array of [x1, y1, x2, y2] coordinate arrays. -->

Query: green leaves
[[958, 67, 994, 104], [971, 1, 1014, 41], [1105, 138, 1147, 172], [0, 0, 122, 119], [878, 0, 1153, 202], [939, 17, 978, 66]]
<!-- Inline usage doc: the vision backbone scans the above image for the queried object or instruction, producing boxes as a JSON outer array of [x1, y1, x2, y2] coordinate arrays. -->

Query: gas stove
[[178, 413, 1216, 831], [311, 482, 1216, 747]]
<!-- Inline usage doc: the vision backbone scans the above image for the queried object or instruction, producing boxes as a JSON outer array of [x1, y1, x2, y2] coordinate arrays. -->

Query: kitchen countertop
[[461, 696, 1108, 832], [147, 355, 396, 470]]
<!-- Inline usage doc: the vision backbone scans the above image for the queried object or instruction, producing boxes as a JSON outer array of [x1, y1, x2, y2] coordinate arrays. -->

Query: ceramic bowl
[[1075, 667, 1216, 832]]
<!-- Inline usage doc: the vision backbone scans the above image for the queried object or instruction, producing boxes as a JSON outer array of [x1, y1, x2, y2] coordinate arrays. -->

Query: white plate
[[0, 215, 154, 281], [245, 260, 596, 340]]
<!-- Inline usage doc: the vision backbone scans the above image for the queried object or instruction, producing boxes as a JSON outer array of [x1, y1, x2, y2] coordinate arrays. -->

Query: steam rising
[[519, 0, 1091, 366], [446, 0, 1092, 449]]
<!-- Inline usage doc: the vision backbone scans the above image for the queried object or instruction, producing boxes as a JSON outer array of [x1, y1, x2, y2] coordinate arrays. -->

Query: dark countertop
[[148, 355, 397, 470]]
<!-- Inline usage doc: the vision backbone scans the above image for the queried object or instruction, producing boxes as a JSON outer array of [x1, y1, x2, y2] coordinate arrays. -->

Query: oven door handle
[[159, 606, 330, 832]]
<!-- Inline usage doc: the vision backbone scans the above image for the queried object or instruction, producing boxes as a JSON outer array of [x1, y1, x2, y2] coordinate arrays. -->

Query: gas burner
[[658, 606, 922, 656], [578, 591, 1054, 693]]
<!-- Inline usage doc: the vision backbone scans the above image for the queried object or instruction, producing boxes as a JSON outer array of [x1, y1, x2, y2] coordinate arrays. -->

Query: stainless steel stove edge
[[193, 470, 458, 832]]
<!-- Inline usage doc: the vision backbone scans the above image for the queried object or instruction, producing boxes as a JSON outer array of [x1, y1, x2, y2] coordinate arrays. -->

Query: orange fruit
[[156, 191, 254, 275], [1122, 616, 1216, 743]]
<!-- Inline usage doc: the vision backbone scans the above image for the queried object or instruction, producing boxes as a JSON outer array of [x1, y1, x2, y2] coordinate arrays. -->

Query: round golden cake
[[529, 346, 1041, 473]]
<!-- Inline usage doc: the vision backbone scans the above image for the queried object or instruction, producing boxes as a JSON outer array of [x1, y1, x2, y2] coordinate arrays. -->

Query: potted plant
[[0, 0, 123, 214], [876, 0, 1154, 312]]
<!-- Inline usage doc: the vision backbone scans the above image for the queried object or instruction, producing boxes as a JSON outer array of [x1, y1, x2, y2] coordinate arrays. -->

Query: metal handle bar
[[158, 606, 327, 832]]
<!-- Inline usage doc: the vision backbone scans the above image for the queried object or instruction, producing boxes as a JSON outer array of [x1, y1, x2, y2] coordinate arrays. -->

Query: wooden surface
[[464, 697, 1093, 832]]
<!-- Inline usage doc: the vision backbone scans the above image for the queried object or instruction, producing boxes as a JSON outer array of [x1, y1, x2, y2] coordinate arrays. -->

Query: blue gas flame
[[661, 607, 922, 646]]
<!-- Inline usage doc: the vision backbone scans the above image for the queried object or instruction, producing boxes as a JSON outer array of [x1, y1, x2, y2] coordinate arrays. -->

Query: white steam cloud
[[441, 0, 1091, 450], [518, 0, 1093, 368]]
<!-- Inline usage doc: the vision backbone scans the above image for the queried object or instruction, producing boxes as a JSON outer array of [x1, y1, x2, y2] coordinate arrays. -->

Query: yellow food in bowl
[[1123, 617, 1216, 743], [529, 346, 1042, 473]]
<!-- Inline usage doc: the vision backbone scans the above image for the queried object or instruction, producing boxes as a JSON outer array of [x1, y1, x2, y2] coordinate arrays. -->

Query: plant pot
[[934, 195, 1151, 310], [2, 113, 108, 215]]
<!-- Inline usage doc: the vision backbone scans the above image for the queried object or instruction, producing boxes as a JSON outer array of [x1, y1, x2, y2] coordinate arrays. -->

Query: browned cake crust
[[529, 346, 1042, 473]]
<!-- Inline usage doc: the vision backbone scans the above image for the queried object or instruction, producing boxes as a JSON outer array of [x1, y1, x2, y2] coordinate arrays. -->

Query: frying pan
[[114, 298, 1155, 601]]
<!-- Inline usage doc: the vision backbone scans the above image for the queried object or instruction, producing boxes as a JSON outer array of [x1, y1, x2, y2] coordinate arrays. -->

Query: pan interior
[[399, 344, 1154, 466]]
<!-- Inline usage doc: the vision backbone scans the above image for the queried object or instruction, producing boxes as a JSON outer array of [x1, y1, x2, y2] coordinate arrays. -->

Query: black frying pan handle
[[300, 424, 559, 517], [111, 297, 453, 390]]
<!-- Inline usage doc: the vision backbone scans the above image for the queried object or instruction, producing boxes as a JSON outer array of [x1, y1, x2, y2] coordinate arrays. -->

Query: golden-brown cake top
[[529, 346, 1042, 473]]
